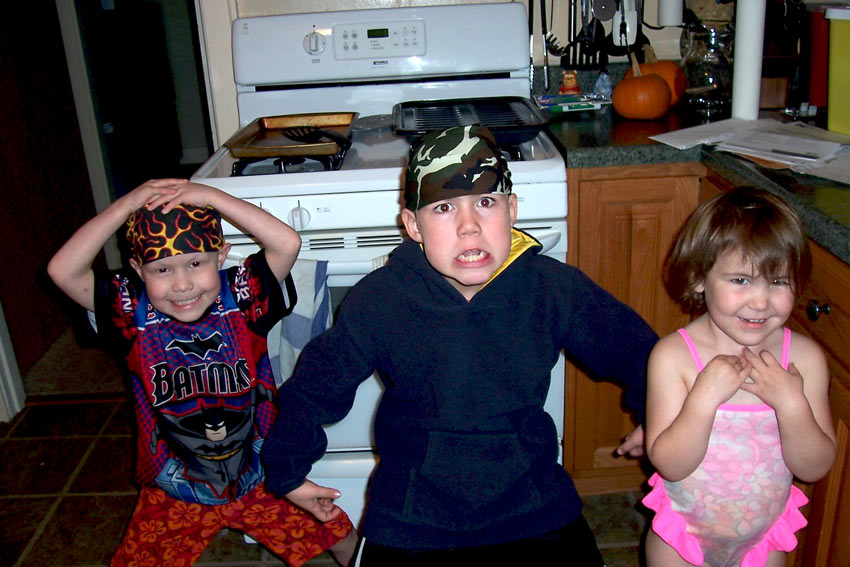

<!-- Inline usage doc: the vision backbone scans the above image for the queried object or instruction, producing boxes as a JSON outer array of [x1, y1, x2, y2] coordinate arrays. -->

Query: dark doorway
[[0, 2, 97, 375], [76, 0, 213, 197]]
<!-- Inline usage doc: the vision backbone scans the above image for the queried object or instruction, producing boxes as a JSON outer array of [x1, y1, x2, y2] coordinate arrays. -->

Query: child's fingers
[[145, 178, 189, 187], [742, 347, 781, 368]]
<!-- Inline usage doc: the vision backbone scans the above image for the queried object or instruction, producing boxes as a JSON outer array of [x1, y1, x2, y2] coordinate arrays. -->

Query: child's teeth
[[459, 250, 485, 262]]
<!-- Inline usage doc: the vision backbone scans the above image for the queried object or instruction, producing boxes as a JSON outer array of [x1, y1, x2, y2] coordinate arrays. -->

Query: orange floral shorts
[[110, 483, 353, 567]]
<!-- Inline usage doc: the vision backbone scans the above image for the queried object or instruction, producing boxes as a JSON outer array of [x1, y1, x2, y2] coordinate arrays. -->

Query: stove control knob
[[303, 31, 326, 55], [288, 206, 311, 230]]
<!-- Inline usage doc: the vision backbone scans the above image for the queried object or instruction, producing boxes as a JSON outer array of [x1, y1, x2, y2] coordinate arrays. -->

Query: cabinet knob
[[806, 300, 831, 321]]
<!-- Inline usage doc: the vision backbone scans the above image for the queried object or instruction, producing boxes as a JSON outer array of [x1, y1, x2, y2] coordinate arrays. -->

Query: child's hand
[[286, 479, 344, 522], [740, 348, 805, 411], [616, 424, 644, 457], [691, 354, 752, 408], [147, 181, 221, 213], [117, 179, 185, 215]]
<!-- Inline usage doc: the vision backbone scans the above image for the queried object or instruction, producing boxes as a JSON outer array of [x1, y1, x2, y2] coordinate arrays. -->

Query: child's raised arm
[[149, 182, 301, 283], [47, 179, 183, 311]]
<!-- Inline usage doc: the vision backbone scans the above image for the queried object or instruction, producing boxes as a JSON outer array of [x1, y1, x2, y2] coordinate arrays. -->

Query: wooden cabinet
[[786, 241, 850, 567], [564, 161, 707, 494]]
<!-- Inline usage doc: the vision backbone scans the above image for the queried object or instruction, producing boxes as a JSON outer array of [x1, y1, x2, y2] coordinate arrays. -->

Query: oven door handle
[[326, 256, 389, 276], [227, 253, 390, 276], [527, 229, 561, 255]]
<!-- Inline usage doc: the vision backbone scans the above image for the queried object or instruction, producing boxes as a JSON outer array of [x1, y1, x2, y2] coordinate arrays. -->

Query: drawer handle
[[806, 300, 831, 322]]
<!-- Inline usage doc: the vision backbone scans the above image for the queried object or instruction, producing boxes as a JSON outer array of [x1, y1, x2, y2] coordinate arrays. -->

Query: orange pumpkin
[[612, 52, 672, 120], [623, 45, 687, 106]]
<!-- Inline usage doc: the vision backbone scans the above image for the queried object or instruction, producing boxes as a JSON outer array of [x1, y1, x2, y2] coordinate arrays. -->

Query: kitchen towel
[[268, 259, 332, 387]]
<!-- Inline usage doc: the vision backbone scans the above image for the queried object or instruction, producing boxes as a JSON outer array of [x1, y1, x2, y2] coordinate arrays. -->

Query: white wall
[[195, 0, 683, 146]]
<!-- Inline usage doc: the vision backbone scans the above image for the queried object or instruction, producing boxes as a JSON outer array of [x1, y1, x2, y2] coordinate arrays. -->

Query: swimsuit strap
[[677, 328, 705, 372], [678, 327, 792, 372], [781, 327, 791, 370]]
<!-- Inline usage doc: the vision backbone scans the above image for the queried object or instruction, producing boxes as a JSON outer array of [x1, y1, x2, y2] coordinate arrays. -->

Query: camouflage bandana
[[404, 125, 512, 211], [126, 204, 224, 265]]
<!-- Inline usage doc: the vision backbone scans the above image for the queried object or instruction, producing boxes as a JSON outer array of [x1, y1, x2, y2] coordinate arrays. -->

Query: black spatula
[[279, 126, 351, 150]]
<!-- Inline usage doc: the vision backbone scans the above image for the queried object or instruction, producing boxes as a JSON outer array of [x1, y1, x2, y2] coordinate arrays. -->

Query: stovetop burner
[[231, 150, 347, 177]]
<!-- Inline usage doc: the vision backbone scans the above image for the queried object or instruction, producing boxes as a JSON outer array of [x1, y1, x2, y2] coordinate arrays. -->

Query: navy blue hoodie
[[262, 230, 657, 549]]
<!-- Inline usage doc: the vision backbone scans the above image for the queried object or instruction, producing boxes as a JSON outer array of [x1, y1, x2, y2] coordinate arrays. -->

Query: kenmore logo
[[372, 60, 389, 66]]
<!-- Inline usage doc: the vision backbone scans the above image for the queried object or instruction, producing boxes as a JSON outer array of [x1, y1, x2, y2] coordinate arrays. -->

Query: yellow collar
[[481, 228, 540, 288]]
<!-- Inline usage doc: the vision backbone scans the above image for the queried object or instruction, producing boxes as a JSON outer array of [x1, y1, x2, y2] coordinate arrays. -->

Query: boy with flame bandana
[[262, 126, 658, 565], [48, 179, 357, 567]]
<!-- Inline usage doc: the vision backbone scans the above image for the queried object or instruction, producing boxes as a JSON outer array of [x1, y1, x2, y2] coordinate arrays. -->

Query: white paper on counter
[[649, 118, 767, 150], [716, 131, 844, 166], [794, 148, 850, 185]]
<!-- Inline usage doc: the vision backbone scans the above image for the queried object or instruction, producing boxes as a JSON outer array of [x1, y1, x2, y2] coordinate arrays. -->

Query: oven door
[[224, 222, 566, 451]]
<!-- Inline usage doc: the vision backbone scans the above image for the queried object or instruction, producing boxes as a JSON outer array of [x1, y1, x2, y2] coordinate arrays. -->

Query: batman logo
[[166, 332, 225, 359]]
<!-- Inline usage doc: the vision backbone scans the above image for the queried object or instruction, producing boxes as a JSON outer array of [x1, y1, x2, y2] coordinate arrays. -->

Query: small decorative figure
[[558, 69, 581, 95]]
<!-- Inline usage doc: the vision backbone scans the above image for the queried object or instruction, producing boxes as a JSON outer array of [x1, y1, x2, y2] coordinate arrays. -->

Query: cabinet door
[[787, 242, 850, 567], [565, 171, 699, 494]]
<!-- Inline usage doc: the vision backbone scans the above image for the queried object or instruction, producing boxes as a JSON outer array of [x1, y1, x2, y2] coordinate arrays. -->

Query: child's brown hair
[[664, 186, 811, 311]]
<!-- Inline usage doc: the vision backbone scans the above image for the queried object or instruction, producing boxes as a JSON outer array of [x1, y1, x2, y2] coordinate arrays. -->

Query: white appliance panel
[[232, 4, 529, 87]]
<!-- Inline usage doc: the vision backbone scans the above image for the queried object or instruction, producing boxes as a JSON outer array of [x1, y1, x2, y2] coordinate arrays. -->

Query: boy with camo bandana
[[262, 125, 658, 566], [48, 179, 357, 567]]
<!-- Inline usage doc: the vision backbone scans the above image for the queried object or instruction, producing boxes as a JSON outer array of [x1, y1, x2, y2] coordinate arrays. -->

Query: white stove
[[192, 3, 567, 530]]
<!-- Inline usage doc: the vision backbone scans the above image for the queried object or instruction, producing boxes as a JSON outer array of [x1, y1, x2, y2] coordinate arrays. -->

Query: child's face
[[130, 247, 230, 323], [401, 193, 517, 301], [696, 248, 795, 347]]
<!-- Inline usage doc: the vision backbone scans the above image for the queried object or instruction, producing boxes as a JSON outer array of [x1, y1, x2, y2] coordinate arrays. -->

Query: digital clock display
[[367, 28, 389, 39]]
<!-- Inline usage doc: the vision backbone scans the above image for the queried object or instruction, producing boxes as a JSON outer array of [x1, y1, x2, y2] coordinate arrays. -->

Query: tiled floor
[[0, 396, 649, 567]]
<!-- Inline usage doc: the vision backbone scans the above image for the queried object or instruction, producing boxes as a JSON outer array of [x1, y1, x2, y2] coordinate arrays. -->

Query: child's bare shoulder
[[649, 329, 695, 369], [788, 329, 828, 373]]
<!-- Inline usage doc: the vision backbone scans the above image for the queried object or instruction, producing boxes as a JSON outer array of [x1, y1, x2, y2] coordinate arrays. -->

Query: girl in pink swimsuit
[[642, 187, 836, 567]]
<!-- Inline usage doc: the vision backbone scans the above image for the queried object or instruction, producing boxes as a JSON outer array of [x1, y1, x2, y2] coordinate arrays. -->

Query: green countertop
[[546, 107, 850, 266]]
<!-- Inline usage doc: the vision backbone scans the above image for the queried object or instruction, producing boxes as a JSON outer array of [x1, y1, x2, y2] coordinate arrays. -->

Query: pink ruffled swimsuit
[[642, 328, 808, 567]]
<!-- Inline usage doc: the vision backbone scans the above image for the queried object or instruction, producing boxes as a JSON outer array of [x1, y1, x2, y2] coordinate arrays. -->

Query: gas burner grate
[[230, 150, 347, 177]]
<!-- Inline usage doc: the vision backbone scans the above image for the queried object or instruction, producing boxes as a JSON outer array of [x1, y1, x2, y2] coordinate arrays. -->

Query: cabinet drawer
[[792, 242, 850, 374]]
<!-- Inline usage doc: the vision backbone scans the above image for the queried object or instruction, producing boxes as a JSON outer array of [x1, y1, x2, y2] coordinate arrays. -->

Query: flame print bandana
[[126, 204, 224, 265], [404, 124, 512, 211]]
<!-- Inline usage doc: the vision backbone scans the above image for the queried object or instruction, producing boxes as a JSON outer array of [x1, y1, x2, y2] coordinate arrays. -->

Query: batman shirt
[[94, 251, 286, 505]]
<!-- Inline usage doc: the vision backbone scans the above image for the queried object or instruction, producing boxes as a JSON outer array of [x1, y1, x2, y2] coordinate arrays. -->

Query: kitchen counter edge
[[553, 132, 850, 267]]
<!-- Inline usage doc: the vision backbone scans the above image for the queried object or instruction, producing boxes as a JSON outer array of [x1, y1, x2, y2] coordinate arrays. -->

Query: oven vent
[[302, 236, 346, 250], [356, 234, 404, 248], [301, 231, 404, 251]]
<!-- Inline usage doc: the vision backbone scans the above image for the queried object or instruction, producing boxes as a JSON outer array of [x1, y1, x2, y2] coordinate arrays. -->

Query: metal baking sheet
[[391, 97, 550, 145], [223, 112, 358, 157]]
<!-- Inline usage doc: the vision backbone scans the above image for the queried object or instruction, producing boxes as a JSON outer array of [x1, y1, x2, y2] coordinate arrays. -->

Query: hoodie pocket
[[402, 430, 542, 531]]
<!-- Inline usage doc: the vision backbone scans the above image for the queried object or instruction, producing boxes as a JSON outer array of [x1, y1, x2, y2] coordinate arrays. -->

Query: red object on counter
[[809, 11, 829, 108]]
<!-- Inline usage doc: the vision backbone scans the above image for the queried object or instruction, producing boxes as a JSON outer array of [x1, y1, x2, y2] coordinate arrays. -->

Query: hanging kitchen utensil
[[542, 0, 569, 56], [591, 0, 616, 21], [560, 0, 607, 70], [604, 0, 650, 58], [576, 0, 594, 50], [528, 0, 535, 89], [558, 0, 580, 67], [540, 0, 550, 90]]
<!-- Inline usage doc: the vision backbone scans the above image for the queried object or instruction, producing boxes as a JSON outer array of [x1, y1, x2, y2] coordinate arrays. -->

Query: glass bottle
[[682, 27, 732, 120]]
